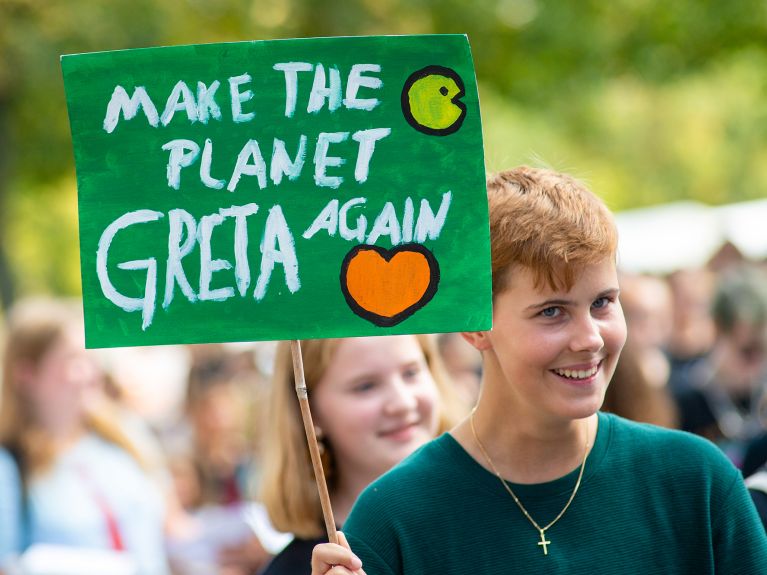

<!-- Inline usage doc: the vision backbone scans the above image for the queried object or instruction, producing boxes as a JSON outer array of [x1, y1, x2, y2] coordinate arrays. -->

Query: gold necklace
[[469, 409, 590, 556]]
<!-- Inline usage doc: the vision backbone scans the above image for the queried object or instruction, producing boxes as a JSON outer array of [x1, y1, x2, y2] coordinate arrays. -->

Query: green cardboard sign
[[62, 35, 491, 348]]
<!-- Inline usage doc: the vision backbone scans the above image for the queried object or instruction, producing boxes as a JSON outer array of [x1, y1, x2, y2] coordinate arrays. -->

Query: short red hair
[[486, 167, 617, 295]]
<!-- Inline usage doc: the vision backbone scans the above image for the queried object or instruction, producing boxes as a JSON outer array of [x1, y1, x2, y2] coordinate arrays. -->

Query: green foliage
[[1, 0, 767, 298]]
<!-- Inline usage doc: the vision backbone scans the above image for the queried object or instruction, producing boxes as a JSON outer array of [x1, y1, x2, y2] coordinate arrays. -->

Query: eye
[[592, 296, 613, 310], [402, 365, 423, 381], [352, 380, 377, 393], [540, 306, 561, 318]]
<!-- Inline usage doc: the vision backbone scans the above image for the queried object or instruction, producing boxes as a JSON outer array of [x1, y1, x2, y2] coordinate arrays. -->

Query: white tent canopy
[[615, 199, 767, 274]]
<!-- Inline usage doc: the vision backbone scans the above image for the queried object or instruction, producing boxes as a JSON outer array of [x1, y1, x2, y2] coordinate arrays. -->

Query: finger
[[336, 532, 365, 573], [326, 567, 357, 575], [311, 541, 362, 574], [337, 531, 352, 551]]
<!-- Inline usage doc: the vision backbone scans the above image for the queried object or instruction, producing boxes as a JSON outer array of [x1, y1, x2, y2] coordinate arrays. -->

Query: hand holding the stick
[[311, 531, 367, 575]]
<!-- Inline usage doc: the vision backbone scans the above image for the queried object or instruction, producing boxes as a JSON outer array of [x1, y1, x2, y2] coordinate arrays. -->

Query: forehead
[[326, 335, 425, 377], [501, 260, 619, 300]]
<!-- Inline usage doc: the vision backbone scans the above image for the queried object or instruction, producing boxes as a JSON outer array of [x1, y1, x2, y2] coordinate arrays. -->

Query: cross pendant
[[537, 530, 551, 555]]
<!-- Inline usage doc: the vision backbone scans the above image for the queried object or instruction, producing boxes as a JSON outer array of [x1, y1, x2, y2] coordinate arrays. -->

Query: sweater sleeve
[[712, 469, 767, 572], [0, 448, 23, 567]]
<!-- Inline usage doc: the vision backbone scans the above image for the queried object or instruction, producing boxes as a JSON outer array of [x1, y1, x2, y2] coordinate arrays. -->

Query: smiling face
[[475, 259, 627, 425], [17, 325, 103, 433], [311, 335, 440, 485]]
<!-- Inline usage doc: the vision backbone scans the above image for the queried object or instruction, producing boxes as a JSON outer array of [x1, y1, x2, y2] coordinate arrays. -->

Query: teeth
[[554, 365, 598, 379]]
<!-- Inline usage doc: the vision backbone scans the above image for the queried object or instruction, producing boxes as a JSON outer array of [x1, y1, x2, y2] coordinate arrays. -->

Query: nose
[[570, 313, 604, 354], [384, 377, 418, 415]]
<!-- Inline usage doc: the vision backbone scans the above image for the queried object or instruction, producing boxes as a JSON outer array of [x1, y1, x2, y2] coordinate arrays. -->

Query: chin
[[556, 399, 602, 422]]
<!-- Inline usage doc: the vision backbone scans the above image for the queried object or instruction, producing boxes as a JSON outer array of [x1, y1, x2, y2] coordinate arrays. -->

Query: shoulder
[[261, 537, 322, 575], [602, 413, 738, 483], [361, 434, 457, 496], [346, 434, 459, 525]]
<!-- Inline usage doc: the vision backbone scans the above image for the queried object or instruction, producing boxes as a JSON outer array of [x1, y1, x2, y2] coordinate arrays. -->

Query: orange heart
[[340, 244, 440, 326]]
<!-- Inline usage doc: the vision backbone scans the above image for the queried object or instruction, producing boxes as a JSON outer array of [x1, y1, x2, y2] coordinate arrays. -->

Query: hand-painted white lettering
[[254, 206, 300, 301], [366, 201, 401, 245], [402, 197, 415, 243], [270, 136, 307, 185], [220, 203, 260, 297], [352, 128, 391, 183], [201, 139, 226, 189], [162, 140, 201, 189], [96, 210, 164, 330], [302, 199, 339, 239], [314, 132, 349, 188], [229, 73, 255, 123], [307, 64, 343, 114], [228, 139, 268, 192], [164, 209, 198, 309], [339, 197, 367, 242], [343, 64, 382, 111], [160, 81, 198, 126], [197, 80, 222, 123], [415, 191, 452, 242], [103, 86, 159, 133], [198, 213, 235, 302], [273, 62, 314, 118]]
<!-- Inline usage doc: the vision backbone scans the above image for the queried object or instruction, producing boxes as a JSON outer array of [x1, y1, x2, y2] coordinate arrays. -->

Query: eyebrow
[[525, 288, 620, 311]]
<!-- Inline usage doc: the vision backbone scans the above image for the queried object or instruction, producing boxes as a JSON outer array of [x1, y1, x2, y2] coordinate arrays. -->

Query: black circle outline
[[340, 243, 441, 327], [400, 65, 467, 136]]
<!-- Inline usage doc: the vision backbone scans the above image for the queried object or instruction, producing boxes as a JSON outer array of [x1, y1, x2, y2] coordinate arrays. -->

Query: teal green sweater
[[344, 412, 767, 574]]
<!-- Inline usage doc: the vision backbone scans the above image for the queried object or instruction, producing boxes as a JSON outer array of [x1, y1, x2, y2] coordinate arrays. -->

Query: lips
[[379, 421, 420, 441]]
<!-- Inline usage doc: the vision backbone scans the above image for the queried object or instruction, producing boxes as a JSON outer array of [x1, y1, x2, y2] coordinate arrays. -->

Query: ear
[[460, 330, 493, 352]]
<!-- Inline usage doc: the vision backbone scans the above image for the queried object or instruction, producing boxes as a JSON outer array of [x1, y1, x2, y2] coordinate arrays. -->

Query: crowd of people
[[1, 167, 767, 574]]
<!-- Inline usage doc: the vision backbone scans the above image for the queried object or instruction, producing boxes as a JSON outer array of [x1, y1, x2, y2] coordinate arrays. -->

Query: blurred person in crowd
[[618, 273, 673, 389], [674, 265, 767, 468], [436, 333, 482, 406], [258, 335, 466, 575], [746, 462, 767, 531], [602, 341, 678, 428], [604, 273, 678, 428], [183, 345, 259, 506], [0, 298, 169, 575], [665, 268, 716, 393], [163, 344, 274, 575]]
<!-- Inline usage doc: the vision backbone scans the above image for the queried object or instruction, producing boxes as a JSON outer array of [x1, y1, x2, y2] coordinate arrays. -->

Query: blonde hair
[[486, 167, 618, 295], [0, 297, 145, 479], [258, 335, 464, 538]]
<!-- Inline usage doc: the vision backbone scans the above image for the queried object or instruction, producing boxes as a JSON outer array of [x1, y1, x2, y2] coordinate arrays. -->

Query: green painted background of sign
[[62, 35, 491, 348]]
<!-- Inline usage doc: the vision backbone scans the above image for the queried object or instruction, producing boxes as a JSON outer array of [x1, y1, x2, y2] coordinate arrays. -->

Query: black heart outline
[[400, 65, 467, 136], [340, 243, 440, 327]]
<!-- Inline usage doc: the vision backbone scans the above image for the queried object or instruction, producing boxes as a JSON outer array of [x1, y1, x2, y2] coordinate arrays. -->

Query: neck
[[452, 370, 597, 484], [475, 407, 593, 483]]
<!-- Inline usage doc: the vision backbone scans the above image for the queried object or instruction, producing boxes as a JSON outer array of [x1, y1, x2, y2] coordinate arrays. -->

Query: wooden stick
[[290, 340, 339, 545]]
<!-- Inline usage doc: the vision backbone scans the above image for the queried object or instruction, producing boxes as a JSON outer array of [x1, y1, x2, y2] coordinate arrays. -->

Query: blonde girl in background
[[258, 335, 466, 575], [0, 298, 169, 575]]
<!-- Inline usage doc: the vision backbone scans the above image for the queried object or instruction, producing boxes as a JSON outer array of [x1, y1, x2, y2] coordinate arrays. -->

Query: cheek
[[413, 380, 441, 431], [316, 394, 380, 438], [607, 314, 628, 353]]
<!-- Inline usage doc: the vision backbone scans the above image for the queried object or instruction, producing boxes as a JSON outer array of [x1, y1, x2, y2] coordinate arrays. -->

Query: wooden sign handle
[[290, 340, 339, 545]]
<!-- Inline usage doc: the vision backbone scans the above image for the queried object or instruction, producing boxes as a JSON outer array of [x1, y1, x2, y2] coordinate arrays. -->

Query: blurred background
[[2, 0, 767, 302], [3, 2, 767, 571]]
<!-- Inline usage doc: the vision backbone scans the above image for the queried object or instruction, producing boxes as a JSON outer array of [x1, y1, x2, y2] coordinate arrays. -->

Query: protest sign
[[62, 35, 491, 348]]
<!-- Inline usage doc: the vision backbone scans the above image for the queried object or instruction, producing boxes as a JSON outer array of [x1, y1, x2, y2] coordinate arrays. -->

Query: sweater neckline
[[438, 411, 612, 500]]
